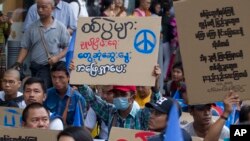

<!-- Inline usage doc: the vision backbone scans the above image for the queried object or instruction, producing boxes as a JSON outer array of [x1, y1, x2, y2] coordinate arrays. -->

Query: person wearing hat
[[79, 65, 161, 139], [145, 97, 192, 141], [183, 91, 240, 140], [204, 91, 240, 141]]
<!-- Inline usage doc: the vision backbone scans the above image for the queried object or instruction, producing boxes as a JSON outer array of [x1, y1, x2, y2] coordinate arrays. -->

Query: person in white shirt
[[0, 69, 26, 108], [184, 103, 230, 140]]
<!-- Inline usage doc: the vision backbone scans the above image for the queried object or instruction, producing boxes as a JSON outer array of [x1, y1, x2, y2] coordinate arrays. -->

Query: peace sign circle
[[134, 29, 157, 54]]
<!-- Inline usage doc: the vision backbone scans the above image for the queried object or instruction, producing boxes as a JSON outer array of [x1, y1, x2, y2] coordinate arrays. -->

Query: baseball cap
[[190, 103, 215, 111], [146, 97, 182, 117], [113, 85, 136, 92]]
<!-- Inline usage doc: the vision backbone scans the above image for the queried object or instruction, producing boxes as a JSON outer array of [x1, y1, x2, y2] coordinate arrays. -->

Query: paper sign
[[0, 126, 58, 141], [70, 17, 161, 86], [174, 0, 250, 104], [0, 107, 23, 128], [109, 127, 158, 141]]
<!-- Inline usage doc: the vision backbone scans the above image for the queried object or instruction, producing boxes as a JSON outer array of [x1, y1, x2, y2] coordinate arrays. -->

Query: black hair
[[22, 102, 49, 122], [63, 0, 78, 3], [57, 126, 93, 141], [239, 105, 250, 123], [100, 0, 114, 13], [172, 62, 183, 73], [150, 0, 162, 16], [23, 77, 47, 93], [50, 61, 69, 76]]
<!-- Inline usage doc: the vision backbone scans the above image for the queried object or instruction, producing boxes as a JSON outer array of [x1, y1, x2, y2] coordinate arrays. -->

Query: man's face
[[24, 83, 46, 105], [23, 108, 49, 129], [136, 86, 151, 98], [148, 108, 167, 132], [51, 71, 69, 91], [171, 68, 184, 82], [191, 105, 212, 126], [100, 85, 114, 103], [1, 74, 21, 96], [113, 89, 133, 102], [37, 0, 54, 19]]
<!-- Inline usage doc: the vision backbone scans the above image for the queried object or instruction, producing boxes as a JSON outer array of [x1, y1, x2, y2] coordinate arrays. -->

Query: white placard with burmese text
[[174, 0, 250, 104], [70, 17, 161, 86]]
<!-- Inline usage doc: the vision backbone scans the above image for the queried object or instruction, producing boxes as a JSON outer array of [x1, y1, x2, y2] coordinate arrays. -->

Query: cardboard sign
[[0, 107, 23, 128], [109, 127, 158, 141], [70, 17, 161, 86], [0, 126, 58, 141], [174, 0, 250, 104]]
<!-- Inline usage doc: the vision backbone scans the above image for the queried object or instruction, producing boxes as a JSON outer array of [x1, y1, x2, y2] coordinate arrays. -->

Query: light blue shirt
[[23, 0, 77, 32]]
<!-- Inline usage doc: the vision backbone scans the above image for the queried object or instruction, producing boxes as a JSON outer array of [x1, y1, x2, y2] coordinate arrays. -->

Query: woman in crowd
[[101, 0, 116, 17], [114, 0, 127, 17]]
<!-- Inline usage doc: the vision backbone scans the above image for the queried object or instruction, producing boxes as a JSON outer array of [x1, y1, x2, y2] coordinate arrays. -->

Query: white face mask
[[113, 97, 130, 110]]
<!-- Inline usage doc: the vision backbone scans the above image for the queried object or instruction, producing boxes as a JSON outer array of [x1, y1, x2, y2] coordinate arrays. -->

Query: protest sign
[[0, 107, 22, 128], [0, 126, 58, 141], [70, 17, 161, 86], [174, 0, 250, 104], [109, 127, 158, 141]]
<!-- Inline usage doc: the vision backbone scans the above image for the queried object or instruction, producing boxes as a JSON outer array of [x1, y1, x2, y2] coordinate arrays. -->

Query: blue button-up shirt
[[23, 0, 77, 32], [44, 85, 86, 125]]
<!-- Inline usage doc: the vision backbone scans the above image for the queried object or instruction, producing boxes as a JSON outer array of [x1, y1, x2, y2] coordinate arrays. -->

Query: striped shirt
[[79, 85, 161, 136]]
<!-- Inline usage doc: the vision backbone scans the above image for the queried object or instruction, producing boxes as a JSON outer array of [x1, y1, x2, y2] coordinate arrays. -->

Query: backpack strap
[[62, 88, 74, 125], [0, 95, 24, 107]]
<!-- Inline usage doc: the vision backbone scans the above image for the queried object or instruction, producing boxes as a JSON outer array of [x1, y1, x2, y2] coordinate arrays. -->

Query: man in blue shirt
[[23, 0, 77, 35], [44, 61, 86, 126]]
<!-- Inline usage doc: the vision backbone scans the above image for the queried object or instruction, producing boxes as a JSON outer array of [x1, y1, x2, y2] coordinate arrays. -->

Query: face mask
[[113, 97, 130, 110]]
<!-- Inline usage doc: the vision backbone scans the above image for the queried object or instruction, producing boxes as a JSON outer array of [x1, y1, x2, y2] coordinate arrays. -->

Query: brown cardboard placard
[[0, 107, 23, 128], [70, 17, 161, 86], [174, 0, 250, 104], [109, 127, 158, 141], [0, 126, 58, 141]]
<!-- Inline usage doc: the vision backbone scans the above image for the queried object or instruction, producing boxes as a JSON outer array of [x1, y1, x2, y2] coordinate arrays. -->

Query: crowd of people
[[0, 0, 248, 141]]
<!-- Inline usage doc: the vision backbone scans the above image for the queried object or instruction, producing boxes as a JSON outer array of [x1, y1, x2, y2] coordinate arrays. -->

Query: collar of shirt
[[129, 102, 140, 118], [55, 85, 73, 99], [56, 1, 63, 10], [39, 18, 57, 29], [0, 91, 22, 101]]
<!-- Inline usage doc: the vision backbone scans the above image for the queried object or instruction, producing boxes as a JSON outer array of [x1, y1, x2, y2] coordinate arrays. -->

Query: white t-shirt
[[183, 121, 230, 139], [49, 116, 64, 130], [85, 107, 109, 140], [69, 0, 88, 21], [0, 91, 26, 108]]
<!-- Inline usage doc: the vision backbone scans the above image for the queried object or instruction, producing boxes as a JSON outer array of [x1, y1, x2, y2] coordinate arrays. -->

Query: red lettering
[[117, 139, 128, 141], [135, 131, 156, 141], [80, 42, 88, 50], [80, 38, 119, 50]]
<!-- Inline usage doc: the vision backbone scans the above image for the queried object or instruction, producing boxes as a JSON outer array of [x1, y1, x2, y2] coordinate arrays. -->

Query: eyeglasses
[[1, 79, 16, 86]]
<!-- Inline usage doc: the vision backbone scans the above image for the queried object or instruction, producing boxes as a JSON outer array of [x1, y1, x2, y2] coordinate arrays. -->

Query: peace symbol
[[134, 29, 156, 54]]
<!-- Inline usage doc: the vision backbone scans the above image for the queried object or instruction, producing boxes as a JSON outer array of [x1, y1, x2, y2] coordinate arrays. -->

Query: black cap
[[190, 103, 216, 110], [146, 97, 182, 117]]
